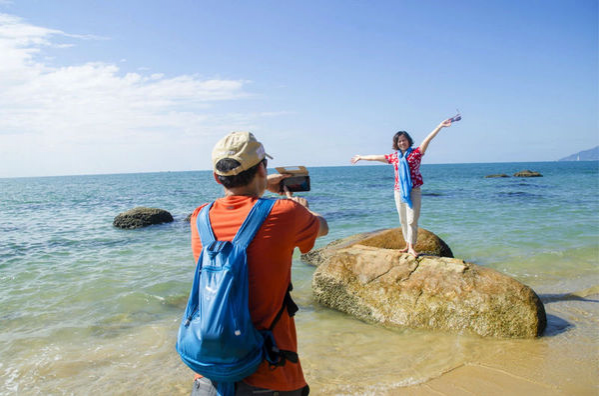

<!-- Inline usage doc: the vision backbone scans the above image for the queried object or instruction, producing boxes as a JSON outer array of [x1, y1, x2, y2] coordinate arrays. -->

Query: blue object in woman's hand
[[449, 110, 461, 123]]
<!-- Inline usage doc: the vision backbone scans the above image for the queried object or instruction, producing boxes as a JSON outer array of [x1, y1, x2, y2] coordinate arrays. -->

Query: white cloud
[[0, 13, 271, 177]]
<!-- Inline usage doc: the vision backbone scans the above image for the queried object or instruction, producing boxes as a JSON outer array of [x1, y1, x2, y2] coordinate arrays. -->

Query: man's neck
[[223, 185, 262, 198]]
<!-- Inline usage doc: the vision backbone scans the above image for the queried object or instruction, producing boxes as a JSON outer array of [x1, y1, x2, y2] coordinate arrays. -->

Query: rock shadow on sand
[[542, 314, 573, 337], [537, 289, 599, 336]]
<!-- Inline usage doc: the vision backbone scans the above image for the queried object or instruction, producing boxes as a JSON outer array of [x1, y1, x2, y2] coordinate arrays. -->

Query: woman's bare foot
[[407, 247, 419, 257], [399, 246, 409, 253]]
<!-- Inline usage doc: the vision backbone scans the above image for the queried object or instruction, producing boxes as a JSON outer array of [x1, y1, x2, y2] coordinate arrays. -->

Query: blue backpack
[[176, 198, 298, 396]]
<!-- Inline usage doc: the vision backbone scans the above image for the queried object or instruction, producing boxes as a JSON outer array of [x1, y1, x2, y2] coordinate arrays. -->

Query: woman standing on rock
[[351, 118, 454, 257]]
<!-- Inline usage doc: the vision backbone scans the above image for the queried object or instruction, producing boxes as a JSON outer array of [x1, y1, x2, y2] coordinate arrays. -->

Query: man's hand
[[284, 187, 309, 208], [283, 187, 327, 236], [266, 173, 290, 194]]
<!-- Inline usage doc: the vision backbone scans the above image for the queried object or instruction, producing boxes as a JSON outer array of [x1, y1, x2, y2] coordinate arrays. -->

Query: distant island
[[559, 146, 599, 161]]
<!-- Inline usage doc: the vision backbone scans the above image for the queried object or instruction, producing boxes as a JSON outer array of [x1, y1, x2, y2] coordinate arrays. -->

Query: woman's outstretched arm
[[419, 119, 452, 155], [351, 154, 388, 164]]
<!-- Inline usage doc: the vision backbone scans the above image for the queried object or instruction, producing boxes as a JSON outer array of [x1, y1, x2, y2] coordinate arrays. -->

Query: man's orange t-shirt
[[190, 195, 320, 391]]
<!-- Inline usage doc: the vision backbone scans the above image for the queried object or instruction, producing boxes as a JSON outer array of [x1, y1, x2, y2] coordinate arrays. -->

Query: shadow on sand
[[538, 288, 599, 337]]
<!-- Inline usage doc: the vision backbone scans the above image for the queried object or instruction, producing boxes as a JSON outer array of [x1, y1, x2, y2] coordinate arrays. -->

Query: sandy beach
[[295, 280, 599, 396], [389, 291, 599, 396]]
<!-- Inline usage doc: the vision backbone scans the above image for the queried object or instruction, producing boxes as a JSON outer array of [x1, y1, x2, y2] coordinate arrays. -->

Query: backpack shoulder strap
[[233, 198, 275, 249], [196, 202, 216, 246]]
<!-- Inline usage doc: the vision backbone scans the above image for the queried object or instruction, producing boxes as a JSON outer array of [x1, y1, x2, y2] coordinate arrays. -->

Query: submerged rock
[[302, 227, 453, 267], [513, 170, 542, 177], [113, 207, 174, 229], [312, 245, 547, 338], [485, 174, 510, 178]]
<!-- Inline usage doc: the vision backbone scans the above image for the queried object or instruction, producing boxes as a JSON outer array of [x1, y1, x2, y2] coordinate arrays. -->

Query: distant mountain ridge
[[559, 146, 599, 161]]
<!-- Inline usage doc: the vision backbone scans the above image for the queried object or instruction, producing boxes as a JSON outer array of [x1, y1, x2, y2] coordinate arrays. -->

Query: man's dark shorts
[[191, 377, 310, 396]]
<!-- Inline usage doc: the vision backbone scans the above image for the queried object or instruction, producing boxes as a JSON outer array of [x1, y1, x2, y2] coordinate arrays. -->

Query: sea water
[[1, 162, 597, 395]]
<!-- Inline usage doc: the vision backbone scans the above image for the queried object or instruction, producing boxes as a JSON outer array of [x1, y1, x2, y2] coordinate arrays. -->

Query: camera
[[281, 175, 311, 192], [276, 166, 311, 192]]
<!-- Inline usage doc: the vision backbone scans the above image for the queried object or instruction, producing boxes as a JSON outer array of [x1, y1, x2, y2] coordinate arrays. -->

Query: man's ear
[[257, 162, 267, 177], [213, 172, 222, 184]]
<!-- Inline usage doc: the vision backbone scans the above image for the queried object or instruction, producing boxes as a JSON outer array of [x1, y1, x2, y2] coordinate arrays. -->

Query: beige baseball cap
[[211, 132, 273, 176]]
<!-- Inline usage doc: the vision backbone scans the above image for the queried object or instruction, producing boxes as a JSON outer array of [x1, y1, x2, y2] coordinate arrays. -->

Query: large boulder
[[113, 207, 174, 229], [312, 245, 546, 338], [302, 227, 453, 267]]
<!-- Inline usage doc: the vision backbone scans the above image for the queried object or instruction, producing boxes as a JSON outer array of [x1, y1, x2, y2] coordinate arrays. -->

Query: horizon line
[[2, 159, 597, 180]]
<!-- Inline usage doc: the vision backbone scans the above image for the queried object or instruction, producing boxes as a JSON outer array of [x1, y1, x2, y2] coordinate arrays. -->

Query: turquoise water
[[1, 162, 598, 395]]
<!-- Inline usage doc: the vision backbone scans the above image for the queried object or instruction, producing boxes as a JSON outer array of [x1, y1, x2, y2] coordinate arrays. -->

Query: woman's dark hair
[[392, 131, 414, 150], [215, 158, 266, 188]]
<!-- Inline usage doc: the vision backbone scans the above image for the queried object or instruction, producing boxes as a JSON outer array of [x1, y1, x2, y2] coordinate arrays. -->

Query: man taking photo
[[188, 131, 328, 396]]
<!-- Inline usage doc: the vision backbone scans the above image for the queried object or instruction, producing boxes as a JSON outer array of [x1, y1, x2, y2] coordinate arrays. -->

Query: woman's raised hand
[[440, 119, 452, 128], [351, 155, 361, 164]]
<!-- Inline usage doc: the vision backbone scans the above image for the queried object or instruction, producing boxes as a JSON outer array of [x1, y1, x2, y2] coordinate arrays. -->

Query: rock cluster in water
[[310, 228, 547, 338], [513, 170, 543, 177], [485, 170, 543, 178], [113, 207, 174, 229], [484, 174, 510, 178]]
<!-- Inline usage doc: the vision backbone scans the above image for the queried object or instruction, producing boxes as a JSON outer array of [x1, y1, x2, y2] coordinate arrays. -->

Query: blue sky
[[0, 0, 597, 177]]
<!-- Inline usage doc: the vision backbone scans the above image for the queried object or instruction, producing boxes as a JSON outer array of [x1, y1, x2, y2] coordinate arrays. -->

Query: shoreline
[[390, 293, 599, 396], [396, 363, 566, 396], [299, 284, 599, 395]]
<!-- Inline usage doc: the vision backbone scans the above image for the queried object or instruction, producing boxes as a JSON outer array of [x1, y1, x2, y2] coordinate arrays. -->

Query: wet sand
[[386, 291, 599, 396], [395, 364, 567, 396], [298, 284, 599, 396]]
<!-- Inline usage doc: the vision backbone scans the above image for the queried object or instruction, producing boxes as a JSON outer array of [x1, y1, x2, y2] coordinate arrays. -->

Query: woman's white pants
[[394, 187, 422, 245]]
